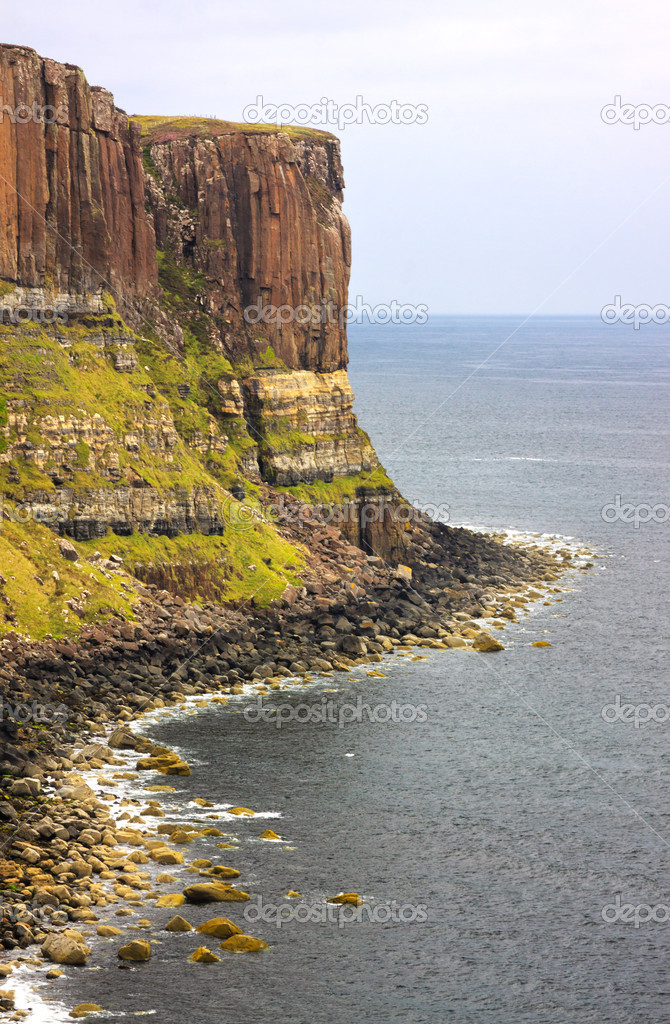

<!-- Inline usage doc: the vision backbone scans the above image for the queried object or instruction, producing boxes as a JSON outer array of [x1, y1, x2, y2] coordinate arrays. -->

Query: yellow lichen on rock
[[155, 893, 186, 907], [531, 641, 553, 647], [184, 883, 250, 903], [165, 915, 193, 932], [117, 940, 151, 962], [170, 830, 194, 844], [195, 917, 242, 939], [203, 865, 241, 879], [69, 1005, 103, 1019], [150, 848, 184, 865], [227, 807, 255, 816], [188, 946, 221, 963], [219, 934, 269, 953], [326, 893, 363, 906], [260, 829, 281, 841], [472, 633, 505, 652]]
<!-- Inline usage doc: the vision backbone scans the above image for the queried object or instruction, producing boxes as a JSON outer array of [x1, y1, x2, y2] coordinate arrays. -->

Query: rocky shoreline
[[0, 508, 594, 1019]]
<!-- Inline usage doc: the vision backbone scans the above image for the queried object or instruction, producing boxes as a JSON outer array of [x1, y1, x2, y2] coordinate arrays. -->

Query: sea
[[18, 316, 670, 1023]]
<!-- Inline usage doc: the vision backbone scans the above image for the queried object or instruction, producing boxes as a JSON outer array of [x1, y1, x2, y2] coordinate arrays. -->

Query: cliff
[[0, 43, 414, 629], [0, 45, 156, 302]]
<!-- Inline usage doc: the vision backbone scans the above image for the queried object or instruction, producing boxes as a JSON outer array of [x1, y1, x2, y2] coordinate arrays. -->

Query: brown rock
[[183, 883, 250, 903], [195, 917, 242, 939], [117, 940, 151, 961]]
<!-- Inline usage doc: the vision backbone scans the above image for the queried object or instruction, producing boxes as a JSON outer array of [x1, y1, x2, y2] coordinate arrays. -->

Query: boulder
[[117, 940, 151, 962], [10, 777, 41, 797], [150, 849, 184, 865], [188, 946, 220, 963], [69, 1004, 103, 1019], [195, 917, 242, 939], [0, 990, 15, 1012], [42, 934, 89, 965], [219, 934, 269, 953], [326, 893, 363, 906], [57, 538, 79, 562], [155, 894, 186, 907], [165, 915, 193, 933], [472, 633, 505, 652], [183, 883, 250, 903], [203, 866, 240, 880]]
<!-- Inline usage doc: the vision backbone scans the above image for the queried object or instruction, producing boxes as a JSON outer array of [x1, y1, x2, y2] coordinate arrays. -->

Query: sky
[[2, 0, 670, 315]]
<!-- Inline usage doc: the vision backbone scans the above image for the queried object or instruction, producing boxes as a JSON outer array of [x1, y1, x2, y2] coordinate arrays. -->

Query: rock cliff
[[0, 45, 156, 302], [0, 43, 409, 617]]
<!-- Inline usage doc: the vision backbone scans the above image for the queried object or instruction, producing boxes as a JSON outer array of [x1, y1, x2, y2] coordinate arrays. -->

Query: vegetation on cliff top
[[132, 115, 337, 146]]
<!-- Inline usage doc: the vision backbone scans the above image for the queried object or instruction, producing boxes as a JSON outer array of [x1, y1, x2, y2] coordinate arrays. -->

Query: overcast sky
[[3, 0, 670, 314]]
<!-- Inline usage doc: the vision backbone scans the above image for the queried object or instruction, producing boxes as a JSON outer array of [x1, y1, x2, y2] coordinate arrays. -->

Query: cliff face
[[141, 120, 350, 371], [0, 44, 407, 591], [0, 46, 156, 303]]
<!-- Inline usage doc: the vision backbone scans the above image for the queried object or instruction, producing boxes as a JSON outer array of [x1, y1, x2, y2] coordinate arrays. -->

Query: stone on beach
[[42, 934, 89, 965], [69, 1004, 103, 1019], [472, 633, 505, 652], [155, 893, 186, 907], [117, 940, 151, 961], [184, 883, 250, 903], [202, 865, 241, 879], [150, 849, 184, 865], [195, 917, 242, 939], [219, 934, 269, 953], [165, 915, 193, 932], [188, 946, 220, 963]]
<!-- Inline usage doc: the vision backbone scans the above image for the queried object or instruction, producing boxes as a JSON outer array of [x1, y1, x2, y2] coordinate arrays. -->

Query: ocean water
[[52, 317, 670, 1023]]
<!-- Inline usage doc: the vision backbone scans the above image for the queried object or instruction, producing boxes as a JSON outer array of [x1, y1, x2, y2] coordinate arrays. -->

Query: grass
[[0, 521, 138, 638], [80, 517, 306, 605], [132, 115, 337, 145], [278, 466, 395, 504]]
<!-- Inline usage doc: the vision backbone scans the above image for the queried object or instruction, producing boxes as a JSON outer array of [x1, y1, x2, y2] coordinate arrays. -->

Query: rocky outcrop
[[0, 45, 157, 304], [141, 120, 350, 370], [241, 369, 378, 485], [0, 44, 407, 572]]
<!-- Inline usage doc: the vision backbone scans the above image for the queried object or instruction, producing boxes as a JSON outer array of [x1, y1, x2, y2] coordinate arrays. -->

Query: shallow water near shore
[[32, 316, 670, 1023]]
